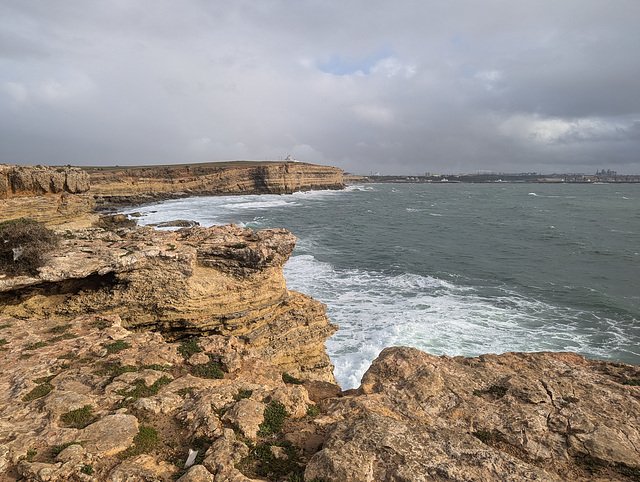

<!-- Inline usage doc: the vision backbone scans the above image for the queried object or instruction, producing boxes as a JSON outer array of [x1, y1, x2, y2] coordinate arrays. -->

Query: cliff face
[[0, 161, 344, 227], [0, 224, 337, 383], [307, 347, 640, 481], [0, 166, 94, 227], [89, 161, 344, 209]]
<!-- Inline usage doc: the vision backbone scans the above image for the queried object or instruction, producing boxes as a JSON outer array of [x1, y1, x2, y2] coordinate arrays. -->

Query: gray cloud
[[1, 0, 639, 174]]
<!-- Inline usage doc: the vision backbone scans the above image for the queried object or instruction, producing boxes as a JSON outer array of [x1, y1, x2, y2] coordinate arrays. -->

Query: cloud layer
[[1, 0, 639, 174]]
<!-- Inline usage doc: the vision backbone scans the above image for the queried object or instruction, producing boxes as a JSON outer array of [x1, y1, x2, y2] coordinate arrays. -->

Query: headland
[[0, 162, 638, 481]]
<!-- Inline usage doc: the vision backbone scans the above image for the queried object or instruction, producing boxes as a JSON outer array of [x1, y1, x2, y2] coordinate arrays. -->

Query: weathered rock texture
[[0, 165, 94, 227], [306, 347, 640, 481], [89, 161, 344, 209], [0, 314, 332, 481], [0, 224, 337, 382], [0, 161, 344, 227]]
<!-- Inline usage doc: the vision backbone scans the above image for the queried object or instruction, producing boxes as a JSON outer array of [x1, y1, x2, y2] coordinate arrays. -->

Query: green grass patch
[[118, 425, 159, 459], [0, 324, 12, 329], [306, 404, 321, 417], [258, 400, 289, 437], [50, 441, 83, 458], [623, 378, 640, 386], [81, 465, 94, 475], [117, 375, 173, 401], [176, 386, 198, 397], [190, 353, 224, 379], [104, 340, 131, 354], [282, 372, 303, 385], [22, 382, 54, 402], [93, 362, 138, 379], [177, 337, 203, 359], [26, 341, 49, 350], [236, 439, 301, 480], [60, 405, 94, 429], [233, 389, 253, 401], [0, 339, 7, 346], [90, 319, 112, 330]]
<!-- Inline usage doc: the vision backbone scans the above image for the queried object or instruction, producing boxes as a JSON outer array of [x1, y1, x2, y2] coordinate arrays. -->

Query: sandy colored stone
[[0, 224, 338, 382], [108, 454, 176, 481], [308, 347, 640, 481], [202, 429, 249, 478], [221, 399, 266, 439], [79, 414, 139, 456], [177, 464, 214, 482]]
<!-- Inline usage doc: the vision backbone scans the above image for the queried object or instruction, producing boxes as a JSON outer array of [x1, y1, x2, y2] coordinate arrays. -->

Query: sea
[[120, 183, 640, 389]]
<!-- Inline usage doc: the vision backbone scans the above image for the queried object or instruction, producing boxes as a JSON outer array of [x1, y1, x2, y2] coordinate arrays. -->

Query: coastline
[[0, 163, 639, 480]]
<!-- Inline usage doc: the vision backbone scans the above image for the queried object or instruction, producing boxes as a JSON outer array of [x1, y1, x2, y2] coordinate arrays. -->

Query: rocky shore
[[0, 162, 345, 228], [0, 163, 639, 480]]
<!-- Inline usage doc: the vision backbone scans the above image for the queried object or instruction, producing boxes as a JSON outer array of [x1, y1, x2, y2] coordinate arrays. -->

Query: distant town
[[349, 169, 640, 184]]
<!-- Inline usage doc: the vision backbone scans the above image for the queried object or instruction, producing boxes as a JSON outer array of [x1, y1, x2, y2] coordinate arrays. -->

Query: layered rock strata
[[0, 166, 93, 227], [88, 161, 344, 209], [0, 224, 337, 383], [307, 347, 640, 481]]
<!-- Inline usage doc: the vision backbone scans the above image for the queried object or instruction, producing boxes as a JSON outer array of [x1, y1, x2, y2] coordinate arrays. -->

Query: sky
[[1, 1, 639, 175]]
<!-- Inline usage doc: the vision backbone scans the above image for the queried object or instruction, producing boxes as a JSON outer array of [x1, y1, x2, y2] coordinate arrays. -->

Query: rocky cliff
[[0, 224, 337, 383], [307, 347, 640, 481], [88, 161, 344, 210], [0, 166, 94, 227], [0, 161, 344, 227], [0, 324, 638, 481]]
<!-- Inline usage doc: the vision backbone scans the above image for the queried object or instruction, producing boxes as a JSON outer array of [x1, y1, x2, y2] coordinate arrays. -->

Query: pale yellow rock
[[79, 414, 139, 456]]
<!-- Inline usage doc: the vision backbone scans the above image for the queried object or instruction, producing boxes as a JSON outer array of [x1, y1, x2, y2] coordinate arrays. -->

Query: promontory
[[0, 162, 638, 481]]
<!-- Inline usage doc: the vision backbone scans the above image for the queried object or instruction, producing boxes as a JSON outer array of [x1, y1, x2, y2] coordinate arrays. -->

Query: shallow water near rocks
[[122, 183, 640, 389]]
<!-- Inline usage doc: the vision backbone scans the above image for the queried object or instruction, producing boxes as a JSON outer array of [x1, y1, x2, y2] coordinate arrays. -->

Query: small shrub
[[176, 386, 197, 397], [282, 372, 303, 385], [623, 378, 640, 386], [258, 401, 289, 437], [306, 404, 321, 417], [177, 337, 203, 358], [90, 319, 111, 330], [26, 341, 49, 350], [233, 389, 253, 401], [49, 324, 72, 334], [81, 465, 94, 475], [61, 405, 94, 429], [119, 425, 159, 459], [0, 339, 7, 346], [117, 375, 173, 401], [51, 441, 83, 458], [0, 218, 59, 276], [230, 243, 248, 249], [104, 340, 131, 354], [25, 449, 37, 462], [22, 382, 54, 401], [190, 353, 224, 379], [0, 323, 12, 329]]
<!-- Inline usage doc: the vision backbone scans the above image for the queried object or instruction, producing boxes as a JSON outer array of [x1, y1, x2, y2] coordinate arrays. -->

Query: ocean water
[[121, 183, 640, 389]]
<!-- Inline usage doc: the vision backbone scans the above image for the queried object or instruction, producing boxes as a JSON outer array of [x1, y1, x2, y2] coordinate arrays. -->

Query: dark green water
[[124, 182, 640, 388]]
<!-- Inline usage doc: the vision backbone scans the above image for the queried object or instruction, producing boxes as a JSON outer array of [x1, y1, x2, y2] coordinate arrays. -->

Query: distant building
[[285, 155, 299, 162]]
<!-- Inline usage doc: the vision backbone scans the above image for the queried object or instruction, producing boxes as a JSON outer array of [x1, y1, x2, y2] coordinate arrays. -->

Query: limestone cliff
[[0, 224, 337, 383], [88, 161, 344, 209], [1, 161, 343, 227], [0, 165, 94, 227]]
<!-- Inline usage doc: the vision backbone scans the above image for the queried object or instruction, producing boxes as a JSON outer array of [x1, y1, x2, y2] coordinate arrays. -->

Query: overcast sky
[[1, 1, 639, 175]]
